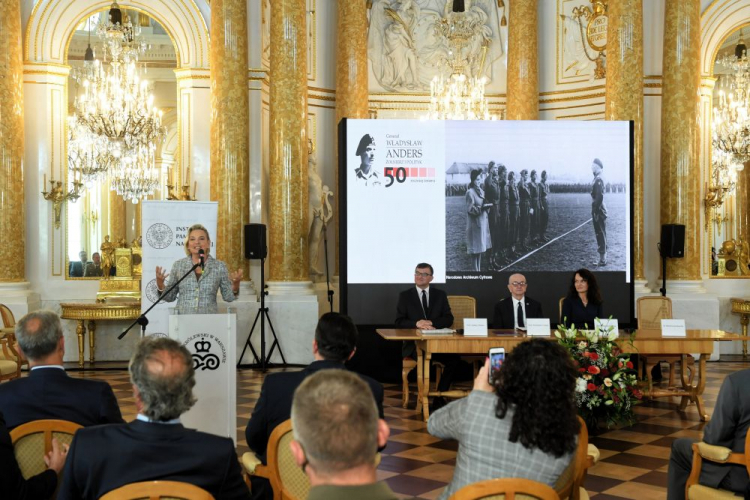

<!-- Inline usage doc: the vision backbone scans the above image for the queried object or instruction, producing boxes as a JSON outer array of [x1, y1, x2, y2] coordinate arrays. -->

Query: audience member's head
[[568, 267, 602, 305], [290, 370, 389, 485], [15, 310, 64, 365], [493, 338, 579, 458], [313, 312, 358, 363], [129, 337, 197, 422], [79, 250, 88, 263], [92, 252, 101, 265]]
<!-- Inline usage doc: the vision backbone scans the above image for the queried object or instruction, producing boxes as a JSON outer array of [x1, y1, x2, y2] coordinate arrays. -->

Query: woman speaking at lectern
[[155, 224, 243, 314]]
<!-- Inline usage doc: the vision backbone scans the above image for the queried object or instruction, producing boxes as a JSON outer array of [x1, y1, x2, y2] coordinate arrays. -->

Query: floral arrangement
[[555, 320, 642, 430]]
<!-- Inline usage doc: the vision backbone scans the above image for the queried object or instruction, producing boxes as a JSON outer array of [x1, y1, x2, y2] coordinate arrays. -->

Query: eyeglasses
[[510, 281, 527, 287], [414, 272, 432, 278]]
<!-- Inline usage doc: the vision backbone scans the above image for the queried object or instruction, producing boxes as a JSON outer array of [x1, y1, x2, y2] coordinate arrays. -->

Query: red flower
[[618, 361, 624, 368], [589, 352, 599, 361], [579, 368, 586, 373], [587, 365, 600, 375], [587, 383, 596, 391], [626, 361, 634, 369]]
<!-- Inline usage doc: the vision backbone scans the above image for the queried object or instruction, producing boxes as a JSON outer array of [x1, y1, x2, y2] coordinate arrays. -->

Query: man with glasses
[[396, 263, 458, 407], [492, 273, 543, 329]]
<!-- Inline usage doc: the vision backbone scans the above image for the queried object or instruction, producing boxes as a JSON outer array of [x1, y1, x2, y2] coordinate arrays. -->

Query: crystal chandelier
[[70, 4, 165, 202], [713, 32, 750, 164], [67, 118, 117, 187], [426, 1, 495, 120]]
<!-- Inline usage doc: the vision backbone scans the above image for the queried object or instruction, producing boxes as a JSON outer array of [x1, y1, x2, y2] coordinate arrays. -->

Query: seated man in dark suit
[[0, 310, 124, 430], [58, 337, 249, 500], [667, 368, 750, 499], [290, 370, 397, 500], [1, 410, 68, 500], [68, 251, 88, 278], [492, 273, 544, 329], [397, 262, 468, 406], [245, 312, 384, 500]]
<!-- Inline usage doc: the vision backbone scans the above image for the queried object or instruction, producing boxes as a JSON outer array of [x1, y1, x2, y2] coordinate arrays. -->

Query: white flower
[[608, 328, 619, 342], [604, 377, 613, 387], [578, 341, 587, 350], [576, 378, 587, 393]]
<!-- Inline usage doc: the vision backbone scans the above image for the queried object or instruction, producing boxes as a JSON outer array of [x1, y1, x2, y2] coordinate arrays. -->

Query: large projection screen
[[340, 119, 634, 328]]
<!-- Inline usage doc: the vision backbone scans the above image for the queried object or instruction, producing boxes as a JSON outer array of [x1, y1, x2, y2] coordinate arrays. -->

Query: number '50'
[[384, 167, 407, 188]]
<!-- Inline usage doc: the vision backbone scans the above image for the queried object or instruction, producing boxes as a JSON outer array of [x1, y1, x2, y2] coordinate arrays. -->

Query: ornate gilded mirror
[[64, 9, 178, 280], [709, 24, 750, 278]]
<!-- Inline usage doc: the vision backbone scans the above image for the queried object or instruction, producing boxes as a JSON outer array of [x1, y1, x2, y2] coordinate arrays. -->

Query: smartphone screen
[[489, 347, 505, 383]]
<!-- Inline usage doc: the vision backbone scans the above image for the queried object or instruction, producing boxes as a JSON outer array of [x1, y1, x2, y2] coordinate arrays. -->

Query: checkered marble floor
[[62, 357, 750, 500]]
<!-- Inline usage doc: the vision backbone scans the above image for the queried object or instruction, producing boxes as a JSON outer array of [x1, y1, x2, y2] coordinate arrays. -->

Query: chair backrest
[[99, 480, 215, 500], [554, 416, 588, 499], [0, 303, 16, 328], [449, 477, 560, 500], [10, 419, 83, 479], [448, 295, 477, 330], [558, 297, 565, 324], [637, 296, 672, 330], [266, 420, 310, 500]]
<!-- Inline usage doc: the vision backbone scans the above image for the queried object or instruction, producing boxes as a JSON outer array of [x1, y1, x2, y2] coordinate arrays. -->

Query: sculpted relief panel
[[367, 0, 506, 92]]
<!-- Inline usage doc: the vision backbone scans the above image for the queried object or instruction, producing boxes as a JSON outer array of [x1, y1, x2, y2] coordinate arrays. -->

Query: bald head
[[507, 273, 528, 300]]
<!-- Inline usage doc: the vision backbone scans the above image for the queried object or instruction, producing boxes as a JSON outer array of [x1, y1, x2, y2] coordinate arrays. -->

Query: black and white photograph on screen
[[444, 120, 630, 274]]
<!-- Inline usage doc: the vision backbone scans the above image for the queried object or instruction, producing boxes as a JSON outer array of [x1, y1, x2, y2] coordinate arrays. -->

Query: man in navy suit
[[0, 311, 123, 430], [245, 312, 385, 500], [492, 273, 544, 329], [396, 263, 464, 400], [58, 336, 249, 500]]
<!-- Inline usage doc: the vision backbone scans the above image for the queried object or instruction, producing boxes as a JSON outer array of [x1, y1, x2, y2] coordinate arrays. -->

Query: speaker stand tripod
[[238, 257, 286, 371]]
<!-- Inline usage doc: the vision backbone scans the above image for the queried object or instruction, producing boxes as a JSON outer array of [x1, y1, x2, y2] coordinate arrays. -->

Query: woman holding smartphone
[[427, 339, 579, 500]]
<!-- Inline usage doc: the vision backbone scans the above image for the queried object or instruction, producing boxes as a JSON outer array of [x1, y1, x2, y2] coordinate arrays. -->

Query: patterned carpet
[[62, 356, 750, 500]]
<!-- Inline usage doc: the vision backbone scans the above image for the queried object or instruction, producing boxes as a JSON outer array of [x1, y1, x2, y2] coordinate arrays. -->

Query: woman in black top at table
[[561, 268, 603, 328]]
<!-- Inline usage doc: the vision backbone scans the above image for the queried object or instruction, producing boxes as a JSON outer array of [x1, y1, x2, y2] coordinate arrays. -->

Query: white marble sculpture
[[368, 0, 504, 92], [308, 143, 333, 280]]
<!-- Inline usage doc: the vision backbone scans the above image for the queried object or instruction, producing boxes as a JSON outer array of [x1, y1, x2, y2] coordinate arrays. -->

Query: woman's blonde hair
[[184, 224, 211, 256]]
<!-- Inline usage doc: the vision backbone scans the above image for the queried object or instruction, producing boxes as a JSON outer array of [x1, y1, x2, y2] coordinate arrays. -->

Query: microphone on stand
[[198, 248, 205, 270]]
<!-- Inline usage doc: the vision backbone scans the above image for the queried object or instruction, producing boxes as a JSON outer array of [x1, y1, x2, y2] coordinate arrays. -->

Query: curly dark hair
[[567, 268, 602, 305], [493, 339, 579, 457]]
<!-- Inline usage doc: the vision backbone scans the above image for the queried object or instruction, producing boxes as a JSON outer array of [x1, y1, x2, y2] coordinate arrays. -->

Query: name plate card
[[526, 318, 551, 336], [594, 318, 619, 336], [661, 319, 687, 337], [464, 318, 488, 336]]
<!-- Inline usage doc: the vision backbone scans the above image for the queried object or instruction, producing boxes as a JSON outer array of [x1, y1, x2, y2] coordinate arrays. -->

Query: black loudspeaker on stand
[[238, 224, 286, 371], [658, 224, 685, 297]]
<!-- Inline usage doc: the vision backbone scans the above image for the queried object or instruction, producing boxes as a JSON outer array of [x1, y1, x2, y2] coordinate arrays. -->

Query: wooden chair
[[0, 329, 21, 382], [242, 419, 309, 500], [401, 295, 477, 408], [0, 303, 27, 374], [685, 431, 750, 499], [100, 481, 215, 500], [10, 419, 82, 479], [554, 416, 597, 500], [449, 477, 560, 500], [637, 296, 694, 391]]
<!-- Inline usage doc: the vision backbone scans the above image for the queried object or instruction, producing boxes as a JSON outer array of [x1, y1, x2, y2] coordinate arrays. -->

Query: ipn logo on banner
[[384, 167, 436, 187]]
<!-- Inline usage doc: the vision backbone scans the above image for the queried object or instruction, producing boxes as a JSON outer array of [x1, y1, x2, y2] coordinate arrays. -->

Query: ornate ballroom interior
[[1, 0, 750, 364]]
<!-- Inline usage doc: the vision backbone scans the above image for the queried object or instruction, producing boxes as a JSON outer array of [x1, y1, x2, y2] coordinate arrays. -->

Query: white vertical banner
[[170, 313, 237, 441], [141, 201, 218, 335]]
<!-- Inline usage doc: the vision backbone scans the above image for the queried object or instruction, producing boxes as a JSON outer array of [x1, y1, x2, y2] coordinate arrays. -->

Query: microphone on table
[[198, 248, 205, 270]]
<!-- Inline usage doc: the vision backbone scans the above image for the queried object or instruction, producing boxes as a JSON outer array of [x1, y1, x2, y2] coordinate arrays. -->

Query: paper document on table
[[420, 329, 455, 335]]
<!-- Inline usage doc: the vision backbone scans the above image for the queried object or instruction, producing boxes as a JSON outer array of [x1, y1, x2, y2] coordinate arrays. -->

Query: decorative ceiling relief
[[367, 0, 506, 92]]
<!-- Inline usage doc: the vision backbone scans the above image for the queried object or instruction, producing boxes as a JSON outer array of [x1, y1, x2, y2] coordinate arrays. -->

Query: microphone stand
[[118, 259, 203, 340]]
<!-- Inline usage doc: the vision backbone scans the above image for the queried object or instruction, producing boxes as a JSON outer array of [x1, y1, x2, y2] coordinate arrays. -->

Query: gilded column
[[0, 0, 25, 281], [335, 0, 369, 275], [506, 0, 538, 120], [210, 0, 250, 276], [108, 191, 126, 242], [268, 0, 308, 283], [660, 0, 701, 281], [605, 0, 644, 281], [737, 167, 749, 242]]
